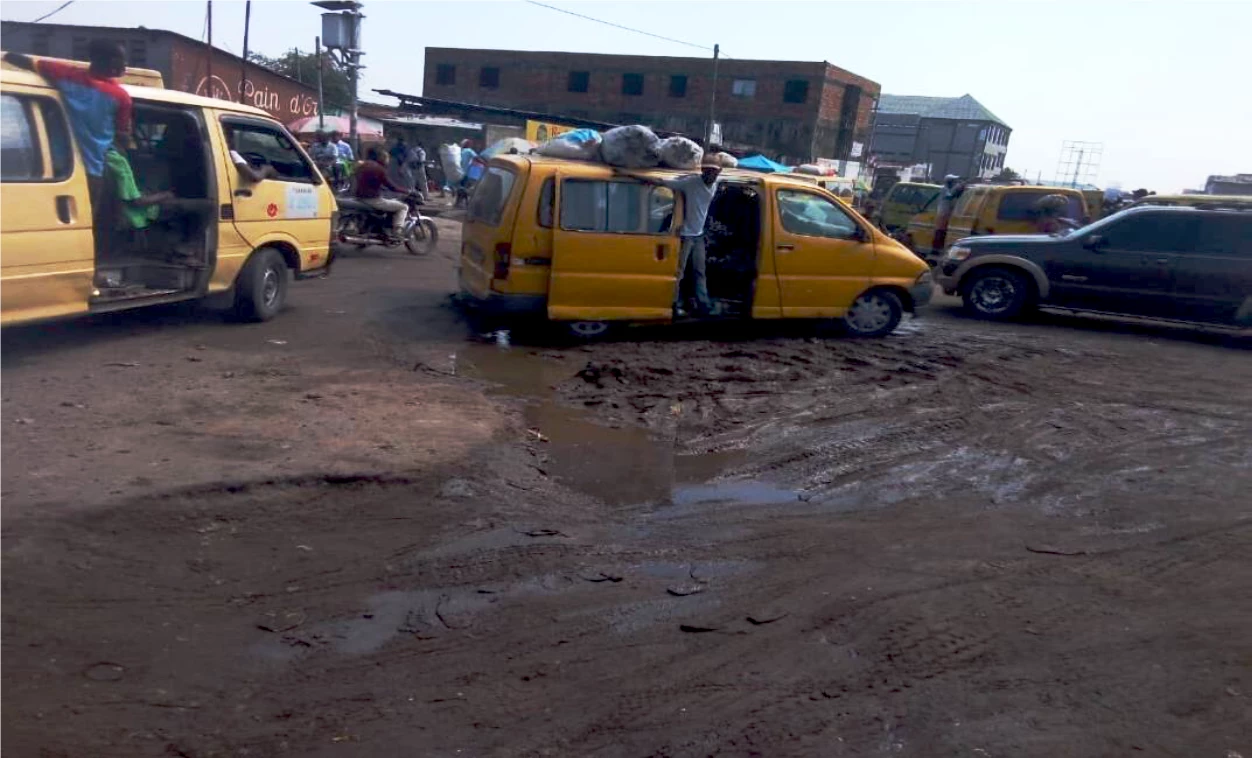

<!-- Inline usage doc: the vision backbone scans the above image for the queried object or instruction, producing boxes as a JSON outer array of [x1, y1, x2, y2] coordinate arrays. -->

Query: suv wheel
[[962, 267, 1033, 320]]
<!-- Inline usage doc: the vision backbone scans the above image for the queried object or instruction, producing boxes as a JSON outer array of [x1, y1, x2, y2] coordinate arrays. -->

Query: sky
[[3, 0, 1249, 192]]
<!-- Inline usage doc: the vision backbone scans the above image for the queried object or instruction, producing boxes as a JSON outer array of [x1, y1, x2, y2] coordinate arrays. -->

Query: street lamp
[[312, 0, 363, 156]]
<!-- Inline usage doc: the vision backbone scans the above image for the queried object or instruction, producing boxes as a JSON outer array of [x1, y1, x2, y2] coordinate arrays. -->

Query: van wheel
[[962, 267, 1032, 320], [233, 248, 289, 322], [843, 289, 903, 337], [566, 321, 611, 340]]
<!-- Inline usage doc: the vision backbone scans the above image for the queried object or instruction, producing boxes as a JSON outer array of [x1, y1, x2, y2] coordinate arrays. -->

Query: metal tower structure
[[1054, 140, 1103, 188]]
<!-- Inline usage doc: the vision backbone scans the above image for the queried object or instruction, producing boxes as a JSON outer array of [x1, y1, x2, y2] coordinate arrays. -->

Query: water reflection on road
[[455, 343, 763, 508]]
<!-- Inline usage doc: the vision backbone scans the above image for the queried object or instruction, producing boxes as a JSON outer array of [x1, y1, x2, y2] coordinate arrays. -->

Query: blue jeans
[[676, 234, 712, 313]]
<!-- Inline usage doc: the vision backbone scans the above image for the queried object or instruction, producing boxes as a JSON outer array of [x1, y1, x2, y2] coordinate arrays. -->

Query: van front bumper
[[910, 279, 934, 309]]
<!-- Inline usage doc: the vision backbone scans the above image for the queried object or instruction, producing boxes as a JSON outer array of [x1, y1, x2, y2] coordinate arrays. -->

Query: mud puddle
[[455, 343, 790, 508]]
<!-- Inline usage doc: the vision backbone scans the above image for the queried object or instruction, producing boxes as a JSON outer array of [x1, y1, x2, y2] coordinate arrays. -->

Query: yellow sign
[[526, 120, 576, 143]]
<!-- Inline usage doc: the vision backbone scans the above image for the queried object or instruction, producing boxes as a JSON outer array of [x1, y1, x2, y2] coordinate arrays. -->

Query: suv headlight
[[947, 245, 972, 261]]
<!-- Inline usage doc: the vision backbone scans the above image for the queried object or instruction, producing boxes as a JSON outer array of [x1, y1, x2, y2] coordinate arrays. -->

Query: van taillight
[[493, 243, 511, 280]]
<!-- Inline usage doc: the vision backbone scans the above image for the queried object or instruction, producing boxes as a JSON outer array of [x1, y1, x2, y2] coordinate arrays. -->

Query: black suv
[[935, 206, 1252, 328]]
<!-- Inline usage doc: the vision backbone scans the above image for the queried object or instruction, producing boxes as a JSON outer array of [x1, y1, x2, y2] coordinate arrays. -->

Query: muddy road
[[3, 222, 1251, 757]]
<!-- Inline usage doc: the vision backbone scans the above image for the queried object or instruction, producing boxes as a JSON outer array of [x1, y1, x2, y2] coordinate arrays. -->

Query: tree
[[992, 167, 1022, 182], [248, 48, 351, 112]]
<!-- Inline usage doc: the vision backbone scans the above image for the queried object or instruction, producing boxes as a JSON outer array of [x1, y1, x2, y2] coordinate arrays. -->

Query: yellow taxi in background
[[458, 155, 932, 339], [903, 184, 1089, 260]]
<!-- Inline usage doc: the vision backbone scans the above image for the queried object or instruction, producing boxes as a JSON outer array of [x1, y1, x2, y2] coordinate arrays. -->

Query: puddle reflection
[[456, 344, 748, 506]]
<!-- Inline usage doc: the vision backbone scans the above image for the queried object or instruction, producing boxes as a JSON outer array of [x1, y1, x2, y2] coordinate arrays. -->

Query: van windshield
[[467, 166, 517, 226]]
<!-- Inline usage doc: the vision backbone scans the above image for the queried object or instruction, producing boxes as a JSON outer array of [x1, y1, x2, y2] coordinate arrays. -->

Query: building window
[[669, 75, 687, 98], [567, 70, 590, 93], [622, 73, 644, 96], [782, 79, 809, 104], [479, 66, 500, 89], [731, 78, 756, 98], [71, 36, 89, 62], [32, 31, 51, 56], [435, 64, 456, 86], [129, 40, 148, 67]]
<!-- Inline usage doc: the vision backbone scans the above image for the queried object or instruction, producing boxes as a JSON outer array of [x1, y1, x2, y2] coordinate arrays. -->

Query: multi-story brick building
[[421, 48, 880, 164]]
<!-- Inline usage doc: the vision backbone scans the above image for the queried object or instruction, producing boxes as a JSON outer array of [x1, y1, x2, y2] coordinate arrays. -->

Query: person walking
[[407, 142, 429, 198]]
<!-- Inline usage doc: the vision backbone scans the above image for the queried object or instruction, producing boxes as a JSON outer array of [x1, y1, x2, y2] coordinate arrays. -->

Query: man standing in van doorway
[[5, 40, 133, 202], [635, 153, 723, 317]]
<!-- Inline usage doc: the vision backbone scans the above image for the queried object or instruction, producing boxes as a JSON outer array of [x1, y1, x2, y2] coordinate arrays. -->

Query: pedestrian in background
[[931, 174, 965, 254]]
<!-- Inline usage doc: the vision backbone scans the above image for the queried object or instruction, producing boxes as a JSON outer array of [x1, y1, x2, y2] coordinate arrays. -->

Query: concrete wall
[[870, 114, 1012, 181], [421, 48, 879, 163]]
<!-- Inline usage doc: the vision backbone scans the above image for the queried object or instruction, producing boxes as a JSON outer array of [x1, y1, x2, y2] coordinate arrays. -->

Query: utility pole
[[707, 43, 719, 146], [314, 1, 364, 156], [239, 0, 251, 101], [206, 0, 213, 98], [315, 36, 325, 131]]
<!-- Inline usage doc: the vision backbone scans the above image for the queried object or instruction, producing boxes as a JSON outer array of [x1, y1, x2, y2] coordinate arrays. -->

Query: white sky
[[4, 0, 1249, 192]]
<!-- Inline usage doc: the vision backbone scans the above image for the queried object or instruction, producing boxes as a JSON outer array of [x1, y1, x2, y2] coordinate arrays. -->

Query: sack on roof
[[657, 136, 703, 169], [599, 125, 662, 169], [535, 129, 602, 161]]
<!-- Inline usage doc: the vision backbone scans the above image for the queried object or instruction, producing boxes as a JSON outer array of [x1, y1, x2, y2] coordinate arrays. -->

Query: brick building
[[868, 94, 1010, 184], [421, 48, 880, 164], [1, 21, 321, 124]]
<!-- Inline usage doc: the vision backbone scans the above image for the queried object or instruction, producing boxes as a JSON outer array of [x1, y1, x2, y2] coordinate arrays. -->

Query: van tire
[[961, 267, 1033, 320], [232, 248, 289, 322], [842, 289, 903, 337], [565, 320, 612, 341]]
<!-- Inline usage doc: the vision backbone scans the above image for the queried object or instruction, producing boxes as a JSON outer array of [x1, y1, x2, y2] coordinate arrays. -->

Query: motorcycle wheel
[[405, 218, 439, 255]]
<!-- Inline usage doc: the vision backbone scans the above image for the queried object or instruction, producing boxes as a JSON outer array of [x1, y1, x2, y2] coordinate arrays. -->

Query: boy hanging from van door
[[5, 40, 134, 214]]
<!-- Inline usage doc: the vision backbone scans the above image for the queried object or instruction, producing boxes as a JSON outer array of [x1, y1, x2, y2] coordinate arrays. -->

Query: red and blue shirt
[[34, 60, 132, 177]]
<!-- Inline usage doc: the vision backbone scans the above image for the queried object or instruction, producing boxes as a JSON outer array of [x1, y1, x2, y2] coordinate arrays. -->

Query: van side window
[[1, 95, 42, 181], [38, 99, 74, 180], [220, 119, 316, 183], [467, 166, 517, 226], [537, 177, 554, 227], [997, 192, 1082, 221], [776, 190, 860, 240], [560, 179, 673, 234]]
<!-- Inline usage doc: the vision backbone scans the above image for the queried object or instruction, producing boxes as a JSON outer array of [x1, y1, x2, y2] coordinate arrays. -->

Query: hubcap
[[846, 294, 893, 333], [262, 267, 280, 307], [570, 321, 609, 337], [970, 276, 1015, 313]]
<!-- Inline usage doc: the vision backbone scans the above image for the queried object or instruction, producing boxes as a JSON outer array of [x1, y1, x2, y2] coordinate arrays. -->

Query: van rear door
[[547, 173, 680, 322]]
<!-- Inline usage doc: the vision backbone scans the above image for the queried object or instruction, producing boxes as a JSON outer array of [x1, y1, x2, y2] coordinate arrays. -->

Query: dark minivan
[[934, 206, 1252, 328]]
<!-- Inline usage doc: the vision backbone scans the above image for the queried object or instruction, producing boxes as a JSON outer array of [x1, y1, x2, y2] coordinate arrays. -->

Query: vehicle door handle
[[234, 189, 252, 198], [655, 243, 668, 261], [776, 244, 795, 252], [55, 195, 76, 224], [1153, 257, 1170, 265], [1061, 274, 1088, 282]]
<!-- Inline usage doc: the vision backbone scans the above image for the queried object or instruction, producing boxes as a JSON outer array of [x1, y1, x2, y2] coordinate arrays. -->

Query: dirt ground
[[3, 220, 1251, 757]]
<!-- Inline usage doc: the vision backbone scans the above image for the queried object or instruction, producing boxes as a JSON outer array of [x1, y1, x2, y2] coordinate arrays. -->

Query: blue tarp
[[738, 154, 792, 173]]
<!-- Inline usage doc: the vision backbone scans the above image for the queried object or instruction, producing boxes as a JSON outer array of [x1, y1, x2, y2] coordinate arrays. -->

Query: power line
[[30, 0, 74, 23], [523, 0, 721, 55]]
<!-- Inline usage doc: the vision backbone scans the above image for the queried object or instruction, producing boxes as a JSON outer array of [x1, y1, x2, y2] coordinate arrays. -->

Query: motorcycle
[[335, 190, 439, 255]]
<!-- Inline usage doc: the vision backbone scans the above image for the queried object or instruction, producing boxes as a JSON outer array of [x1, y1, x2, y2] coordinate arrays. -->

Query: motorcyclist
[[354, 147, 410, 243], [309, 131, 342, 187]]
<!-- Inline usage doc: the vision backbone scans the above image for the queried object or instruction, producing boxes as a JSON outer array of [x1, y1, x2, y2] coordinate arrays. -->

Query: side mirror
[[1083, 234, 1107, 251], [850, 225, 870, 243]]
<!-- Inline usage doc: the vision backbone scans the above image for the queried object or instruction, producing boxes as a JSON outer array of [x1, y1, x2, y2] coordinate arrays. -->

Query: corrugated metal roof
[[877, 94, 1008, 128]]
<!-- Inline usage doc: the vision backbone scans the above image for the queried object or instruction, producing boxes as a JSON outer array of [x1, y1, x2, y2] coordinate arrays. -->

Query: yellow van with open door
[[458, 155, 932, 338], [0, 56, 335, 326]]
